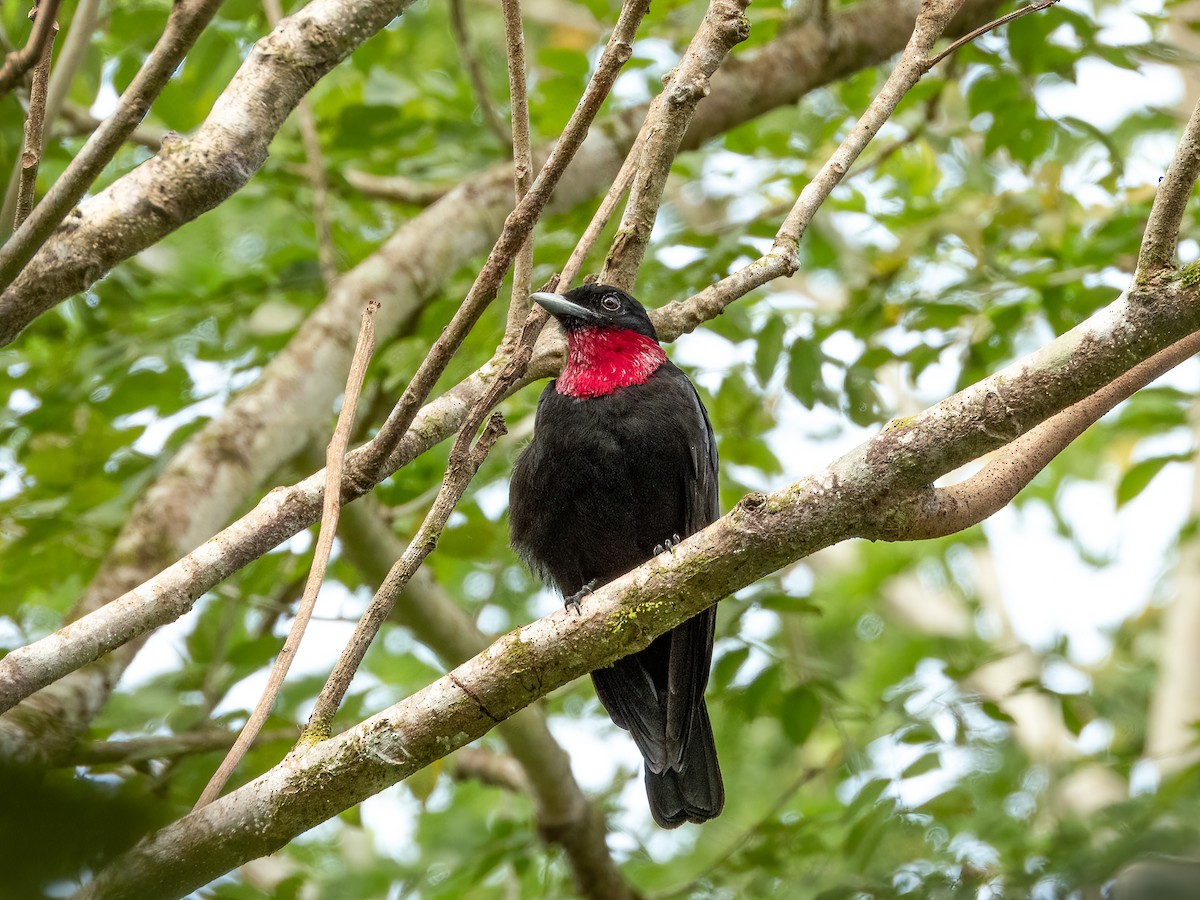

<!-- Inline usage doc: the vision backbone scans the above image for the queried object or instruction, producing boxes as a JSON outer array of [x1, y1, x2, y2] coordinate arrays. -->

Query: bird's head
[[531, 284, 666, 398]]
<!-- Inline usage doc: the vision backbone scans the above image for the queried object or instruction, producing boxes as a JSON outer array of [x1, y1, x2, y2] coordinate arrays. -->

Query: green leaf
[[1116, 453, 1191, 507]]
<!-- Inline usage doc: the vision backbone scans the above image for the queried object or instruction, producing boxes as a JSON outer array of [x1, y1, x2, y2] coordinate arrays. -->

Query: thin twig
[[501, 0, 535, 343], [351, 0, 649, 484], [0, 0, 225, 294], [653, 0, 970, 342], [263, 0, 337, 286], [922, 0, 1061, 71], [13, 3, 57, 229], [1137, 93, 1200, 278], [195, 299, 380, 808], [0, 0, 61, 98], [1, 0, 96, 237], [450, 0, 511, 146], [600, 0, 752, 290], [305, 412, 507, 735]]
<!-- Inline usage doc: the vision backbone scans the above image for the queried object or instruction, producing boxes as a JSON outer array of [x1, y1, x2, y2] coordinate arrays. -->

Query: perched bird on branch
[[509, 284, 723, 827]]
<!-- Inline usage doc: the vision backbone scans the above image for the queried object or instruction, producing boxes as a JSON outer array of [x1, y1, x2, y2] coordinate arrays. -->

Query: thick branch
[[1137, 93, 1200, 277], [899, 328, 1200, 539], [0, 0, 226, 296], [0, 0, 408, 345]]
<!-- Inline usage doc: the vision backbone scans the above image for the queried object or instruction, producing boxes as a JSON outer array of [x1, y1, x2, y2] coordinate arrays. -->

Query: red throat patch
[[556, 327, 667, 398]]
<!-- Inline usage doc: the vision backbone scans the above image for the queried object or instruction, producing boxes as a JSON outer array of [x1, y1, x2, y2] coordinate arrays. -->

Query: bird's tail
[[644, 703, 724, 828]]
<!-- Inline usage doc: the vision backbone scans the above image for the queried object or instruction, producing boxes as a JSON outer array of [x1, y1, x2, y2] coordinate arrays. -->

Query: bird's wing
[[592, 658, 668, 770], [664, 375, 720, 762]]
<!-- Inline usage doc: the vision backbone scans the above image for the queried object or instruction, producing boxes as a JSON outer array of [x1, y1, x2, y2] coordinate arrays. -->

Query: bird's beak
[[530, 291, 597, 323]]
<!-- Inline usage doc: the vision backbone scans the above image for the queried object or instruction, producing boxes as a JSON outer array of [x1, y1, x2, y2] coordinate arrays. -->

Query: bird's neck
[[557, 327, 667, 399]]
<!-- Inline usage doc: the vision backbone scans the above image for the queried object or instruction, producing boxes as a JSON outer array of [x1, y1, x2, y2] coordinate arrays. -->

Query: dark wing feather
[[662, 371, 720, 762]]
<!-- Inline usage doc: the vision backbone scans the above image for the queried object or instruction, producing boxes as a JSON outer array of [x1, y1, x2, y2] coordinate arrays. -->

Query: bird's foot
[[653, 534, 683, 556], [564, 579, 597, 616]]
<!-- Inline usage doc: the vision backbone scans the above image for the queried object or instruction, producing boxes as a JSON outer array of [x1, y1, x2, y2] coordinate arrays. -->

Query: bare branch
[[305, 413, 507, 734], [922, 0, 1061, 71], [0, 0, 61, 98], [1137, 93, 1200, 277], [195, 300, 379, 808], [0, 0, 225, 295], [654, 0, 967, 342], [263, 0, 338, 286], [599, 0, 751, 290], [450, 0, 511, 146], [502, 0, 535, 342], [898, 327, 1200, 539], [12, 3, 57, 229], [42, 0, 99, 126]]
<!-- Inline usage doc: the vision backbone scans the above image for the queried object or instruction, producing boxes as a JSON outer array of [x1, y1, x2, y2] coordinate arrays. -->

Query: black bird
[[509, 283, 724, 828]]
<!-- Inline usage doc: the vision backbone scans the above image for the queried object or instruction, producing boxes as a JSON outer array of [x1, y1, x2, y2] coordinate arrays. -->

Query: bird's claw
[[653, 533, 683, 556], [564, 579, 597, 616]]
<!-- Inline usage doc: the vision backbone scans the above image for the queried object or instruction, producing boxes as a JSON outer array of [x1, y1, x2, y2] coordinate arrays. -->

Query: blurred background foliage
[[2, 0, 1200, 896]]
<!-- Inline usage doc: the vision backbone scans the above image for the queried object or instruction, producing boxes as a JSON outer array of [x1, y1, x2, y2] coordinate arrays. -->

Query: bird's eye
[[601, 295, 621, 312]]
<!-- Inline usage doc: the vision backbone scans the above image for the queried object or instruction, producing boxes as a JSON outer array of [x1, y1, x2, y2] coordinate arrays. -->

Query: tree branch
[[898, 329, 1200, 539], [600, 0, 751, 290], [305, 413, 507, 734], [66, 728, 298, 767], [194, 300, 379, 808], [12, 2, 57, 229], [0, 0, 225, 297], [501, 0, 535, 342], [921, 0, 1061, 71], [342, 169, 451, 205], [0, 0, 61, 99], [1137, 93, 1200, 278], [263, 0, 338, 286], [651, 0, 969, 342]]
